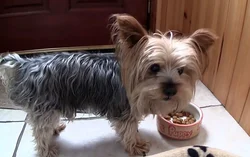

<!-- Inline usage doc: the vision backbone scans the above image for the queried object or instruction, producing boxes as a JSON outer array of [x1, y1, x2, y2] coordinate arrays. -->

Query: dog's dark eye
[[150, 64, 160, 73], [178, 67, 184, 75]]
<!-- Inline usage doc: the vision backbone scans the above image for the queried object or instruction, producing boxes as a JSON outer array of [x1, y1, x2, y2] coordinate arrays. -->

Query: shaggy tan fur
[[110, 14, 217, 155]]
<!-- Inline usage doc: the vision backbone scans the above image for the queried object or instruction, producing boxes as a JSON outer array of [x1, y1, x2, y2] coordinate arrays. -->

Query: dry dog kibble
[[177, 118, 182, 121], [165, 115, 171, 120], [172, 119, 177, 123], [169, 112, 175, 117], [177, 121, 182, 124], [178, 113, 183, 117], [191, 117, 196, 122], [175, 112, 183, 117], [188, 119, 194, 123], [164, 111, 196, 125], [185, 112, 191, 117], [189, 114, 194, 118], [181, 111, 186, 116]]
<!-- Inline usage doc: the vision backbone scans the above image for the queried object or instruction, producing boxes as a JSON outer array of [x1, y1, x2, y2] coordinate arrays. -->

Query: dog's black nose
[[164, 87, 177, 96], [163, 83, 177, 97]]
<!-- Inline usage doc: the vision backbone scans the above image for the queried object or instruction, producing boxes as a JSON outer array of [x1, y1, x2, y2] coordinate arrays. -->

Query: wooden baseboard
[[12, 45, 115, 55]]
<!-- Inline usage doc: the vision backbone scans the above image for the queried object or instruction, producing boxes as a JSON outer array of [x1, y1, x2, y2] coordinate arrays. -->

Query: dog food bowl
[[157, 103, 203, 140]]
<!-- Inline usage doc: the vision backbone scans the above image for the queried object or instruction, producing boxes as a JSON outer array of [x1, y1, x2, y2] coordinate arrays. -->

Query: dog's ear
[[109, 14, 148, 48], [188, 29, 218, 72], [189, 29, 218, 53]]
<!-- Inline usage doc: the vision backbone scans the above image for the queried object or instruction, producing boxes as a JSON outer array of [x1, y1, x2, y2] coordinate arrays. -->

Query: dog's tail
[[0, 53, 24, 86]]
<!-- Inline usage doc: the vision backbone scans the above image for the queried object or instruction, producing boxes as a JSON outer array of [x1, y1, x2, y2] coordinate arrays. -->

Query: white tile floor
[[0, 122, 25, 157], [0, 81, 250, 157], [0, 109, 27, 121]]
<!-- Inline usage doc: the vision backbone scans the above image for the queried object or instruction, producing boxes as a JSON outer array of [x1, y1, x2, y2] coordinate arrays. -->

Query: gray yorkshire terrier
[[0, 14, 217, 157]]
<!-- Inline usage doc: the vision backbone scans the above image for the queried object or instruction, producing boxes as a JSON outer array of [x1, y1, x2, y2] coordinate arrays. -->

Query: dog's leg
[[112, 116, 150, 156], [29, 110, 61, 157]]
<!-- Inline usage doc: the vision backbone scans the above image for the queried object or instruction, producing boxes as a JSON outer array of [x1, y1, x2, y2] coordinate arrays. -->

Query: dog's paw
[[47, 145, 59, 157], [54, 123, 66, 136], [126, 140, 151, 156], [38, 144, 59, 157]]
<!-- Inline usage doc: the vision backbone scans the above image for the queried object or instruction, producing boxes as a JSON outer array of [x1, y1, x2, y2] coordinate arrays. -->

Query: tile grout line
[[12, 116, 27, 157], [0, 105, 223, 123], [0, 116, 103, 123], [200, 104, 224, 109], [0, 107, 21, 110], [61, 116, 103, 121], [0, 120, 26, 123]]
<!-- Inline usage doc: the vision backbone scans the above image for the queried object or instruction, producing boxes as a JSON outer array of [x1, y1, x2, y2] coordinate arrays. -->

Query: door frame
[[148, 0, 157, 33]]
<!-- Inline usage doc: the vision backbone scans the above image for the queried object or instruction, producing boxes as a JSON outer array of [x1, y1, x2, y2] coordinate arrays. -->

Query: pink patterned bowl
[[157, 103, 203, 140]]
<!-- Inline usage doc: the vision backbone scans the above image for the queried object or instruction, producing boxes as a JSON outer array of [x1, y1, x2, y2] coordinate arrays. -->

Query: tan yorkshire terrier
[[110, 14, 217, 155], [0, 14, 217, 157]]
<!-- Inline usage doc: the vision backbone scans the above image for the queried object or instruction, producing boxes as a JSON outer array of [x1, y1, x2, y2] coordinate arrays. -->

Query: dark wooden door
[[0, 0, 148, 53]]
